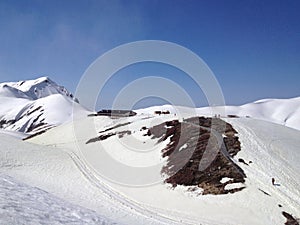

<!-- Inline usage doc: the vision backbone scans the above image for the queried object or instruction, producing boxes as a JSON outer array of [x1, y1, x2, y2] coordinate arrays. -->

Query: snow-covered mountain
[[135, 96, 300, 131], [0, 77, 88, 135], [0, 76, 78, 102], [0, 77, 299, 224]]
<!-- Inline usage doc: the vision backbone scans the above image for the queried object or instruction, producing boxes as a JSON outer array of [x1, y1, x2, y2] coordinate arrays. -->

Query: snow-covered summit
[[1, 76, 79, 102], [0, 76, 89, 135]]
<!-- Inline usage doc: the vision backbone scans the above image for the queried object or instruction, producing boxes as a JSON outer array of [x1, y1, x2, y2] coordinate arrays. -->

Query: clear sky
[[0, 0, 299, 109]]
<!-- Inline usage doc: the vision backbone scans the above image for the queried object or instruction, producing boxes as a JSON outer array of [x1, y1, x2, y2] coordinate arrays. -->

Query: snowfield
[[23, 114, 300, 225], [0, 77, 299, 224], [0, 174, 114, 225]]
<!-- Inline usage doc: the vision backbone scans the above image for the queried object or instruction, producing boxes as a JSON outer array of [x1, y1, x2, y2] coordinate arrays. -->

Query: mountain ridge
[[0, 76, 88, 135]]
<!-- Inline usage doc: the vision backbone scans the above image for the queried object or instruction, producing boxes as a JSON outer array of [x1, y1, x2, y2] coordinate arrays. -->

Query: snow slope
[[0, 131, 175, 225], [0, 174, 113, 225], [0, 77, 88, 135], [22, 114, 300, 225], [135, 97, 300, 130]]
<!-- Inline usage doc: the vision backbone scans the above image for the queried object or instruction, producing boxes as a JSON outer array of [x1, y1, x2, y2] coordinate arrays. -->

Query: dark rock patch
[[86, 124, 132, 144], [27, 113, 45, 133], [0, 119, 16, 128], [282, 211, 299, 225], [23, 129, 49, 141], [148, 117, 246, 195]]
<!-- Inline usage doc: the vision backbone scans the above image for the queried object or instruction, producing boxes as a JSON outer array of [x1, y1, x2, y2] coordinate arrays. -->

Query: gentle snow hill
[[135, 97, 300, 130], [0, 77, 89, 135], [0, 131, 172, 225]]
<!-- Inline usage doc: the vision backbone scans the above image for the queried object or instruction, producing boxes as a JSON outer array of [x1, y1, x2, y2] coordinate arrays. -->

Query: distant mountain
[[1, 76, 79, 102], [0, 77, 89, 135], [135, 97, 300, 131], [197, 97, 300, 131]]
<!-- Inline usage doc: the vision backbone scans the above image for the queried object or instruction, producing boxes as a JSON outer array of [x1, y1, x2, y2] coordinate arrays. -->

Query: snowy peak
[[1, 76, 79, 103], [0, 76, 88, 135]]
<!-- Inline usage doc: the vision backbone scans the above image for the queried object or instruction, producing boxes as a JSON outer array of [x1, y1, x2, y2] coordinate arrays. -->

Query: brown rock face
[[148, 117, 246, 195]]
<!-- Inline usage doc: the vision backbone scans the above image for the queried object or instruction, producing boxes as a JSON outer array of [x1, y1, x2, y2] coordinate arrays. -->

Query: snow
[[0, 132, 174, 225], [0, 174, 114, 225], [224, 183, 245, 191], [220, 177, 233, 184], [0, 77, 299, 224], [178, 143, 188, 152], [26, 114, 300, 225]]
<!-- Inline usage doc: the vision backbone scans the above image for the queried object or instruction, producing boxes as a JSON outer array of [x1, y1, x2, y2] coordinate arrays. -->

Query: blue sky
[[0, 0, 299, 109]]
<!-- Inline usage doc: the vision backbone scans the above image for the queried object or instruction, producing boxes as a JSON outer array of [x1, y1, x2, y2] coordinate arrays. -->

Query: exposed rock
[[148, 117, 246, 195], [282, 211, 299, 225]]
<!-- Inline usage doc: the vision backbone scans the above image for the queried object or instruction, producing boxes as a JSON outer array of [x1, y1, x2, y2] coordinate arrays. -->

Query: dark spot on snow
[[238, 158, 249, 166], [140, 126, 147, 131], [118, 130, 131, 138], [98, 122, 131, 134], [227, 115, 239, 118], [86, 129, 132, 144], [282, 211, 299, 225], [23, 129, 48, 141], [86, 133, 116, 144], [27, 106, 43, 116], [0, 119, 16, 128], [258, 188, 271, 196]]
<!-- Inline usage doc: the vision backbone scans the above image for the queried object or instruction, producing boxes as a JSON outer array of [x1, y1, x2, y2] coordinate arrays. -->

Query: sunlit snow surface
[[0, 174, 114, 225]]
